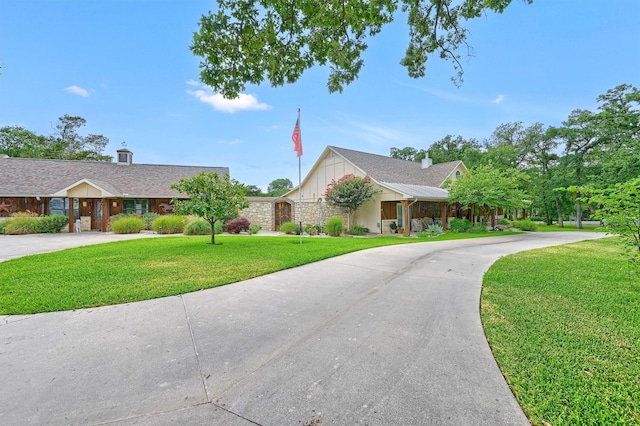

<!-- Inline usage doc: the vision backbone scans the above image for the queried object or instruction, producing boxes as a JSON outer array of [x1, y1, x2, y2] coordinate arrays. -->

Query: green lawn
[[535, 223, 601, 232], [481, 238, 640, 425], [0, 232, 517, 314]]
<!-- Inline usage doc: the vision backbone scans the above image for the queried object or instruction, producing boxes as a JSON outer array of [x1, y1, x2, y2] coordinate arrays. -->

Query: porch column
[[440, 202, 447, 229], [68, 197, 75, 233], [401, 200, 410, 234]]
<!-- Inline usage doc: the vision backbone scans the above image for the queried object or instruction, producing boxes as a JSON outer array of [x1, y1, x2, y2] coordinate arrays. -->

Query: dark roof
[[0, 156, 229, 198], [329, 146, 463, 188]]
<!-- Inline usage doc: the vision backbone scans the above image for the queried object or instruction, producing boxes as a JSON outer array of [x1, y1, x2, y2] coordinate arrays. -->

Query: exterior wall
[[240, 199, 274, 230], [67, 183, 103, 198]]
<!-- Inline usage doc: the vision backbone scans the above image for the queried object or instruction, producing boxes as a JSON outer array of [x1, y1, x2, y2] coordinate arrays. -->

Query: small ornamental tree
[[585, 177, 640, 268], [324, 174, 380, 229], [170, 172, 249, 244], [447, 163, 529, 224]]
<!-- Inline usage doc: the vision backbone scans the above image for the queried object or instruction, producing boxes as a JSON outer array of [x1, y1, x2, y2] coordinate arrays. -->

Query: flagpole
[[297, 108, 302, 245]]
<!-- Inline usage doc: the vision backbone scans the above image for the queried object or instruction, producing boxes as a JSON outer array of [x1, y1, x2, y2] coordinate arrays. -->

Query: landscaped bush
[[110, 215, 146, 234], [40, 214, 69, 233], [513, 219, 538, 231], [225, 217, 250, 234], [470, 223, 489, 234], [0, 220, 7, 234], [280, 222, 300, 234], [4, 216, 42, 235], [247, 224, 262, 235], [449, 218, 472, 233], [498, 218, 511, 226], [184, 218, 212, 235], [304, 224, 323, 235], [326, 216, 343, 237], [152, 215, 185, 234], [142, 212, 160, 230], [427, 223, 444, 236], [349, 225, 367, 236]]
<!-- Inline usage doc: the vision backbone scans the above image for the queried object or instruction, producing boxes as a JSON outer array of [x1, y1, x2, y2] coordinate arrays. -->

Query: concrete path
[[0, 232, 606, 425]]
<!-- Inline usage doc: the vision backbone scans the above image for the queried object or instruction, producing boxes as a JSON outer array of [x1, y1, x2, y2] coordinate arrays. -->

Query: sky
[[1, 1, 639, 192]]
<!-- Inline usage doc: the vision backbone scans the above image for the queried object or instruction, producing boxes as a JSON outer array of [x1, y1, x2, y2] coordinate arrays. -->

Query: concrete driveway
[[0, 232, 606, 425]]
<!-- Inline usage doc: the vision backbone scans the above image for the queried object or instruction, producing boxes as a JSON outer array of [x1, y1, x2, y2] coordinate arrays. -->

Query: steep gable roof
[[329, 146, 464, 188], [0, 156, 229, 198]]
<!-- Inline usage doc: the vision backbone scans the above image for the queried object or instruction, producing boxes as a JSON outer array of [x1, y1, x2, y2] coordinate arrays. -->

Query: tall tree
[[267, 178, 293, 196], [324, 174, 380, 229], [191, 0, 531, 98], [170, 172, 249, 244], [427, 135, 483, 167], [0, 115, 111, 161], [390, 146, 427, 162], [483, 122, 533, 170]]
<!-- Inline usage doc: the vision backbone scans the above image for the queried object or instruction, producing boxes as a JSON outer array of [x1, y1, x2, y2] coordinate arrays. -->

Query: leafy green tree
[[390, 146, 427, 162], [190, 0, 531, 98], [585, 177, 640, 269], [267, 178, 293, 196], [246, 185, 265, 196], [427, 135, 483, 167], [447, 163, 529, 224], [0, 126, 46, 158], [324, 174, 381, 229], [170, 172, 249, 244], [0, 115, 111, 161]]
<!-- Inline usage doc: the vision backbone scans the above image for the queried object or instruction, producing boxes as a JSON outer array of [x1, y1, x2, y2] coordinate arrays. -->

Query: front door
[[91, 200, 103, 230]]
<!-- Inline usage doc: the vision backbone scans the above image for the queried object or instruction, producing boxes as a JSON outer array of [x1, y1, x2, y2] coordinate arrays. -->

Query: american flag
[[292, 117, 303, 157]]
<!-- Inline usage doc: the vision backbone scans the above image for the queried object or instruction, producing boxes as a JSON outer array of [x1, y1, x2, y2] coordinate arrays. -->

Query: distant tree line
[[0, 115, 111, 161], [391, 83, 640, 228]]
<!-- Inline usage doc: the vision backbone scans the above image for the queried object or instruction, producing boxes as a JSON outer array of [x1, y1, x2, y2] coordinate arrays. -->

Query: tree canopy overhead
[[191, 0, 530, 98]]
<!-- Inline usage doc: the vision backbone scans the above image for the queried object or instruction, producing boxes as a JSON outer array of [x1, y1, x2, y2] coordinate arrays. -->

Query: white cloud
[[492, 94, 505, 104], [64, 85, 89, 97], [186, 82, 272, 113]]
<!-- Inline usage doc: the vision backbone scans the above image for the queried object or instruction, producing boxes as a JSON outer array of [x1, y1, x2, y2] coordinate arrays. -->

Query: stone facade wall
[[241, 199, 348, 231], [241, 200, 273, 230]]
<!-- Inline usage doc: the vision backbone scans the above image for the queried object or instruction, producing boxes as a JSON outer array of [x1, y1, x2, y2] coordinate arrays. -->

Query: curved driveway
[[0, 232, 605, 425]]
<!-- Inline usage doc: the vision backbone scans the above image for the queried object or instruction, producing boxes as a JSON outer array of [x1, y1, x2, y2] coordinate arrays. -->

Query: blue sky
[[1, 1, 639, 191]]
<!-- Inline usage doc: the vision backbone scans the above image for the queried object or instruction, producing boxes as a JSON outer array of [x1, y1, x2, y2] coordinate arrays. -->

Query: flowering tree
[[324, 174, 380, 230]]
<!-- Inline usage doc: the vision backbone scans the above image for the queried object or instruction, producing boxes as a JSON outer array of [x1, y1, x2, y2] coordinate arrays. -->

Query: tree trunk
[[576, 197, 583, 229], [555, 196, 564, 227], [542, 192, 552, 225], [210, 220, 216, 244]]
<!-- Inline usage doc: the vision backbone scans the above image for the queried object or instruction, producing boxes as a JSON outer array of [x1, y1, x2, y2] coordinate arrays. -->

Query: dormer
[[117, 149, 133, 165]]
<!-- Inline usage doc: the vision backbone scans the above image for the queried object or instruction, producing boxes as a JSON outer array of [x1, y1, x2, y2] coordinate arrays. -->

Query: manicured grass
[[0, 232, 516, 314], [536, 223, 601, 232], [481, 238, 640, 425]]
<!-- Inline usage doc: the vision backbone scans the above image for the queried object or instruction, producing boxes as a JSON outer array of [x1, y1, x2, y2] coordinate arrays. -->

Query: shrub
[[470, 223, 489, 234], [326, 217, 344, 237], [248, 224, 262, 235], [152, 215, 185, 234], [449, 218, 472, 233], [40, 214, 69, 233], [280, 222, 300, 234], [349, 225, 367, 236], [5, 216, 42, 235], [416, 231, 429, 238], [426, 223, 444, 236], [142, 212, 160, 230], [110, 215, 146, 234], [513, 219, 538, 231], [498, 218, 511, 226], [0, 220, 7, 234], [184, 218, 212, 235], [225, 217, 250, 234]]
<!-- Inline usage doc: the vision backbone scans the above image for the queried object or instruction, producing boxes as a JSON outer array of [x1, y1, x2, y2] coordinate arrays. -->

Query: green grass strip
[[482, 238, 640, 425]]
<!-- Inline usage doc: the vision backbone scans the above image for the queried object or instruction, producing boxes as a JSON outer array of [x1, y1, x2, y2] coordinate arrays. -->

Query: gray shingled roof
[[0, 156, 229, 198], [329, 146, 463, 188]]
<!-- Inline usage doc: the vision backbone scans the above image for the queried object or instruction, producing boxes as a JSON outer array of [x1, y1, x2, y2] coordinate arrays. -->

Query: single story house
[[0, 149, 228, 232], [284, 146, 468, 234]]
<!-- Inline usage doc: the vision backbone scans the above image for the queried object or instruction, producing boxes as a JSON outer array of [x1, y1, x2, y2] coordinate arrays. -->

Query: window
[[118, 153, 128, 163], [49, 197, 79, 218], [122, 199, 148, 215]]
